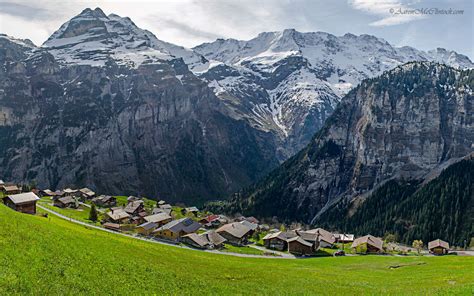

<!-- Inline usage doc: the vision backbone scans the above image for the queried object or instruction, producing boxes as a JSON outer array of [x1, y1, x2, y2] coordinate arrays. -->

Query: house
[[106, 208, 130, 224], [201, 230, 226, 249], [181, 233, 210, 249], [182, 230, 227, 249], [92, 195, 117, 207], [54, 196, 78, 208], [130, 212, 147, 225], [297, 231, 319, 247], [334, 233, 355, 243], [199, 214, 221, 227], [124, 200, 145, 216], [152, 218, 201, 241], [182, 206, 199, 215], [158, 204, 172, 215], [39, 189, 57, 197], [240, 220, 258, 232], [79, 188, 96, 200], [262, 231, 297, 251], [103, 222, 121, 232], [2, 192, 40, 214], [2, 185, 21, 195], [216, 222, 252, 246], [62, 188, 78, 197], [287, 236, 314, 256], [136, 222, 158, 235], [351, 235, 384, 253], [127, 196, 139, 202], [144, 212, 172, 226], [428, 239, 450, 255], [158, 200, 166, 205], [311, 228, 336, 248]]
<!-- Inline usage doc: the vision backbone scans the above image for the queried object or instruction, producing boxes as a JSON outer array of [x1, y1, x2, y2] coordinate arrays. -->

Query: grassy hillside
[[0, 205, 473, 295]]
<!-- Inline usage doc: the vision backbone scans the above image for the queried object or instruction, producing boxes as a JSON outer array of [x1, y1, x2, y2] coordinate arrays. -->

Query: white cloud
[[348, 0, 426, 26]]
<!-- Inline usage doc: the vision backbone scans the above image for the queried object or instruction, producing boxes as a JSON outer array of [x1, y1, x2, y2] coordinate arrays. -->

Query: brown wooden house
[[428, 239, 449, 255], [2, 192, 40, 214], [351, 235, 384, 253], [1, 185, 21, 195], [216, 222, 252, 246], [54, 196, 78, 208], [287, 236, 314, 256], [262, 231, 297, 251], [152, 218, 201, 241]]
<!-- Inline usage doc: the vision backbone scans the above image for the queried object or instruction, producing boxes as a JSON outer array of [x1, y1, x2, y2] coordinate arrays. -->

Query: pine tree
[[89, 204, 98, 222]]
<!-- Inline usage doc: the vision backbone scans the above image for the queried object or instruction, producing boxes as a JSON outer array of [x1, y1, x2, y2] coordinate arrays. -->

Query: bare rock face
[[0, 34, 278, 204], [227, 63, 474, 223]]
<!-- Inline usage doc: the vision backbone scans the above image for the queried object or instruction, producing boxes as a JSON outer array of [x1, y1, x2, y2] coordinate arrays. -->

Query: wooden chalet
[[334, 233, 354, 243], [92, 195, 117, 207], [2, 192, 40, 214], [136, 222, 158, 235], [262, 231, 297, 251], [1, 185, 21, 195], [79, 188, 96, 200], [181, 233, 211, 249], [106, 208, 130, 224], [124, 200, 145, 216], [182, 206, 199, 216], [428, 239, 450, 255], [152, 218, 201, 241], [54, 196, 78, 208], [351, 235, 384, 253], [216, 222, 252, 246], [103, 222, 121, 232], [287, 236, 314, 256], [144, 212, 172, 226], [62, 188, 78, 197]]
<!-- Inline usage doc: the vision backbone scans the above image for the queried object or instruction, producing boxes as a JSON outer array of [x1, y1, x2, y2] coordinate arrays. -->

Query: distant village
[[1, 180, 452, 257]]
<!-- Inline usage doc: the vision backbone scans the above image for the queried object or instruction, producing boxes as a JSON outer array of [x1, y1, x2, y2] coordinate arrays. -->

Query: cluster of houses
[[0, 180, 453, 256]]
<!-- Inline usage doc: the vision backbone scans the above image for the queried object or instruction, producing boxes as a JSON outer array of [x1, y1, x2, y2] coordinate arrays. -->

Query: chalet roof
[[154, 218, 201, 234], [297, 231, 318, 242], [240, 220, 258, 231], [351, 235, 384, 250], [58, 196, 76, 204], [182, 233, 210, 248], [201, 214, 220, 223], [137, 221, 158, 231], [0, 180, 4, 185], [103, 222, 120, 230], [79, 188, 95, 196], [185, 206, 199, 213], [42, 189, 57, 196], [245, 216, 259, 224], [158, 200, 166, 205], [263, 231, 297, 241], [124, 200, 143, 214], [216, 222, 252, 239], [63, 188, 78, 194], [314, 228, 336, 244], [3, 185, 20, 192], [428, 239, 449, 250], [5, 192, 39, 204], [144, 212, 172, 223], [287, 236, 313, 247], [107, 208, 130, 221], [202, 230, 226, 246], [152, 207, 163, 214], [159, 204, 172, 210]]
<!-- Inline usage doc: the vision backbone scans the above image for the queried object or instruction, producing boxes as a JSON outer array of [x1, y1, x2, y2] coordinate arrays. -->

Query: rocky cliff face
[[194, 30, 474, 160], [224, 63, 473, 222], [0, 21, 278, 204]]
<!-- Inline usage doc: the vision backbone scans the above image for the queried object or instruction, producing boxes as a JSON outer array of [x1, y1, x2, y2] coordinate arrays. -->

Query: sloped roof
[[351, 235, 384, 250], [137, 221, 158, 231], [263, 231, 297, 241], [107, 208, 130, 221], [182, 233, 210, 248], [63, 188, 78, 193], [297, 231, 318, 242], [154, 218, 201, 234], [80, 188, 95, 196], [334, 234, 354, 241], [58, 196, 76, 204], [202, 230, 226, 246], [124, 200, 143, 214], [216, 222, 252, 239], [240, 220, 258, 231], [5, 192, 39, 204], [287, 236, 313, 247], [3, 185, 20, 192], [144, 212, 172, 223], [185, 206, 199, 212], [428, 239, 449, 250]]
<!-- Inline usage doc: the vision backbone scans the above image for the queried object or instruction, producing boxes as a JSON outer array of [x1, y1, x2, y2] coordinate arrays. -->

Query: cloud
[[348, 0, 426, 26], [0, 1, 53, 20]]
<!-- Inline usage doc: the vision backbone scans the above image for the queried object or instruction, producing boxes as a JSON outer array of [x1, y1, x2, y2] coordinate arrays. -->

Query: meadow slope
[[0, 204, 473, 295]]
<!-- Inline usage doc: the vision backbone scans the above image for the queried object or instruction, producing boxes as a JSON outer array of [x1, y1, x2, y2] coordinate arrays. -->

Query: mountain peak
[[78, 7, 107, 18]]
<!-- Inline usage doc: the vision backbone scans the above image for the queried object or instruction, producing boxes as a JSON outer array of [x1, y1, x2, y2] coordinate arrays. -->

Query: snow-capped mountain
[[43, 8, 208, 71], [194, 29, 474, 159]]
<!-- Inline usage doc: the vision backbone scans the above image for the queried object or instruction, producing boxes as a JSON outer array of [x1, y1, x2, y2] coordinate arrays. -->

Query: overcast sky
[[0, 0, 472, 58]]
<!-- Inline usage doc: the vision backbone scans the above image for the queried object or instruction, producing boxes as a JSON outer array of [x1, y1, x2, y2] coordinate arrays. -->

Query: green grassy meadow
[[0, 204, 473, 295]]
